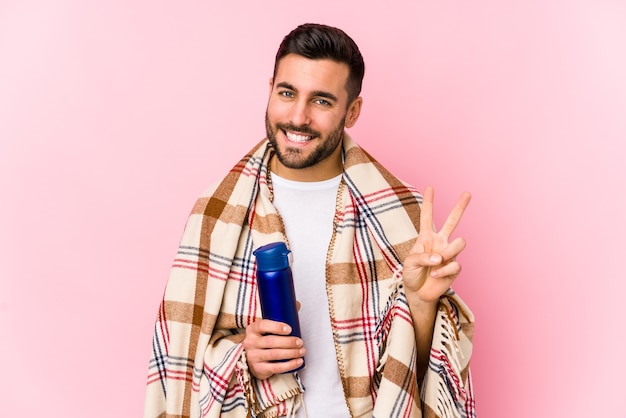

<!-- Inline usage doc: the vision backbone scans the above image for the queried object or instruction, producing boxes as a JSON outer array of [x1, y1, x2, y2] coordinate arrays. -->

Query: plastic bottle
[[253, 242, 304, 372]]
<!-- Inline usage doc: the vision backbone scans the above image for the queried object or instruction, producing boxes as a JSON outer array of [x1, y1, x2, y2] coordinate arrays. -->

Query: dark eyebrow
[[311, 90, 338, 102], [275, 82, 338, 103], [276, 81, 296, 91]]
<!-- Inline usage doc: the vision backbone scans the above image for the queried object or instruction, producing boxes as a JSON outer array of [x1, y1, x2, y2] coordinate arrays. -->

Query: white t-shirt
[[270, 172, 351, 417]]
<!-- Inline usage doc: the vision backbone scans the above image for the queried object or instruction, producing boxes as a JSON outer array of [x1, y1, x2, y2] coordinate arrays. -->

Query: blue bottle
[[253, 242, 304, 372]]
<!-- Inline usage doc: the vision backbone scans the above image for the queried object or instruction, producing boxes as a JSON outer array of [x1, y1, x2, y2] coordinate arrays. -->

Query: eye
[[279, 90, 295, 98], [314, 98, 331, 106]]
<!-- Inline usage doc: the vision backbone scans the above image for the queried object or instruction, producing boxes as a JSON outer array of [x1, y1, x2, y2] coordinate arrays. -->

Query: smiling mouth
[[284, 130, 314, 143]]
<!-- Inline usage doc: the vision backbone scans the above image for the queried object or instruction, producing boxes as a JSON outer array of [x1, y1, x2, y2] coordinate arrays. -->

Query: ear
[[344, 97, 363, 128], [268, 77, 274, 96]]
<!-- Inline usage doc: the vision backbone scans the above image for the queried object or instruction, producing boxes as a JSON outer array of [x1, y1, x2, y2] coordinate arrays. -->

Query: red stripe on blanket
[[353, 236, 378, 405]]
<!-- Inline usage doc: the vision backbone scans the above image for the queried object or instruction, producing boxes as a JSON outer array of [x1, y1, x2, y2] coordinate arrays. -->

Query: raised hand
[[402, 186, 471, 379], [402, 186, 471, 304], [242, 319, 305, 380]]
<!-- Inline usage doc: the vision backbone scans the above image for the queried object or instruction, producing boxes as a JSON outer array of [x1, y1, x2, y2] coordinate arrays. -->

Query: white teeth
[[285, 131, 312, 143]]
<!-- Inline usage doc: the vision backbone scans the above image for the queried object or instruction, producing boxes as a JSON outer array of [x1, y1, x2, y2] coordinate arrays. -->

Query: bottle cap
[[254, 242, 291, 271]]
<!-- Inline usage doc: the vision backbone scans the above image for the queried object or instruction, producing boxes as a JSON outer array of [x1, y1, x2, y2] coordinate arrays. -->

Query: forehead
[[274, 54, 350, 99]]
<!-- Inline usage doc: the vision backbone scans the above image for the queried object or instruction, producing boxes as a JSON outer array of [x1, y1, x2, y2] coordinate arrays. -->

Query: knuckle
[[265, 334, 280, 347]]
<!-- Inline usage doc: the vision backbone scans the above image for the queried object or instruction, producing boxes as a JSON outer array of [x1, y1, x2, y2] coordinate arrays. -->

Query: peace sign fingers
[[414, 186, 471, 258]]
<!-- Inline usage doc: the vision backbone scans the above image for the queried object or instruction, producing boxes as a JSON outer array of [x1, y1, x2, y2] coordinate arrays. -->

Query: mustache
[[276, 123, 320, 137]]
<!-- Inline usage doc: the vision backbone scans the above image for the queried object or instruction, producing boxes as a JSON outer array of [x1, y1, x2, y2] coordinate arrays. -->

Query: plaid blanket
[[145, 135, 475, 417]]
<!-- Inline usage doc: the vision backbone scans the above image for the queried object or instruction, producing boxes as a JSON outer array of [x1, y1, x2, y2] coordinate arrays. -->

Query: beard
[[265, 112, 345, 170]]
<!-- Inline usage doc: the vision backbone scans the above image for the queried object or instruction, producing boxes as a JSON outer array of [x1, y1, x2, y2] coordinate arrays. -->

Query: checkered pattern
[[144, 135, 475, 417]]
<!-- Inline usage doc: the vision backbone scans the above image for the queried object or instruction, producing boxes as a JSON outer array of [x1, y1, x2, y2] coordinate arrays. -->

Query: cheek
[[319, 113, 344, 131], [266, 99, 288, 121]]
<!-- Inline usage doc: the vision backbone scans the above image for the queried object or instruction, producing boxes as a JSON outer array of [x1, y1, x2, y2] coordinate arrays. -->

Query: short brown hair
[[273, 23, 365, 103]]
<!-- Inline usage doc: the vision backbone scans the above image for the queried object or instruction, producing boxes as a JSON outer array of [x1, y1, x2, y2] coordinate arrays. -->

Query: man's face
[[266, 54, 361, 181]]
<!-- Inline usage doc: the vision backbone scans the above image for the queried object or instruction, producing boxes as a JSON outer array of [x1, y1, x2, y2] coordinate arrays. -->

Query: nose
[[289, 99, 311, 127]]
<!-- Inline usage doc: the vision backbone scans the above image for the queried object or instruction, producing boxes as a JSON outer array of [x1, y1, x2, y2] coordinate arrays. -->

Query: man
[[145, 23, 475, 418]]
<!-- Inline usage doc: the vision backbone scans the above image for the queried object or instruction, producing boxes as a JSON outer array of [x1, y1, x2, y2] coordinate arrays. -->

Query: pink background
[[1, 1, 625, 416]]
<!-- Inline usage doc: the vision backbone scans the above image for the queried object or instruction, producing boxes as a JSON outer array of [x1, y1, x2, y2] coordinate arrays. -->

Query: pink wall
[[1, 1, 625, 416]]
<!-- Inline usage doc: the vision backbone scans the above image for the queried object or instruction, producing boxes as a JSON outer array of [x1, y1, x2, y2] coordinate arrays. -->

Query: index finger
[[440, 191, 472, 238]]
